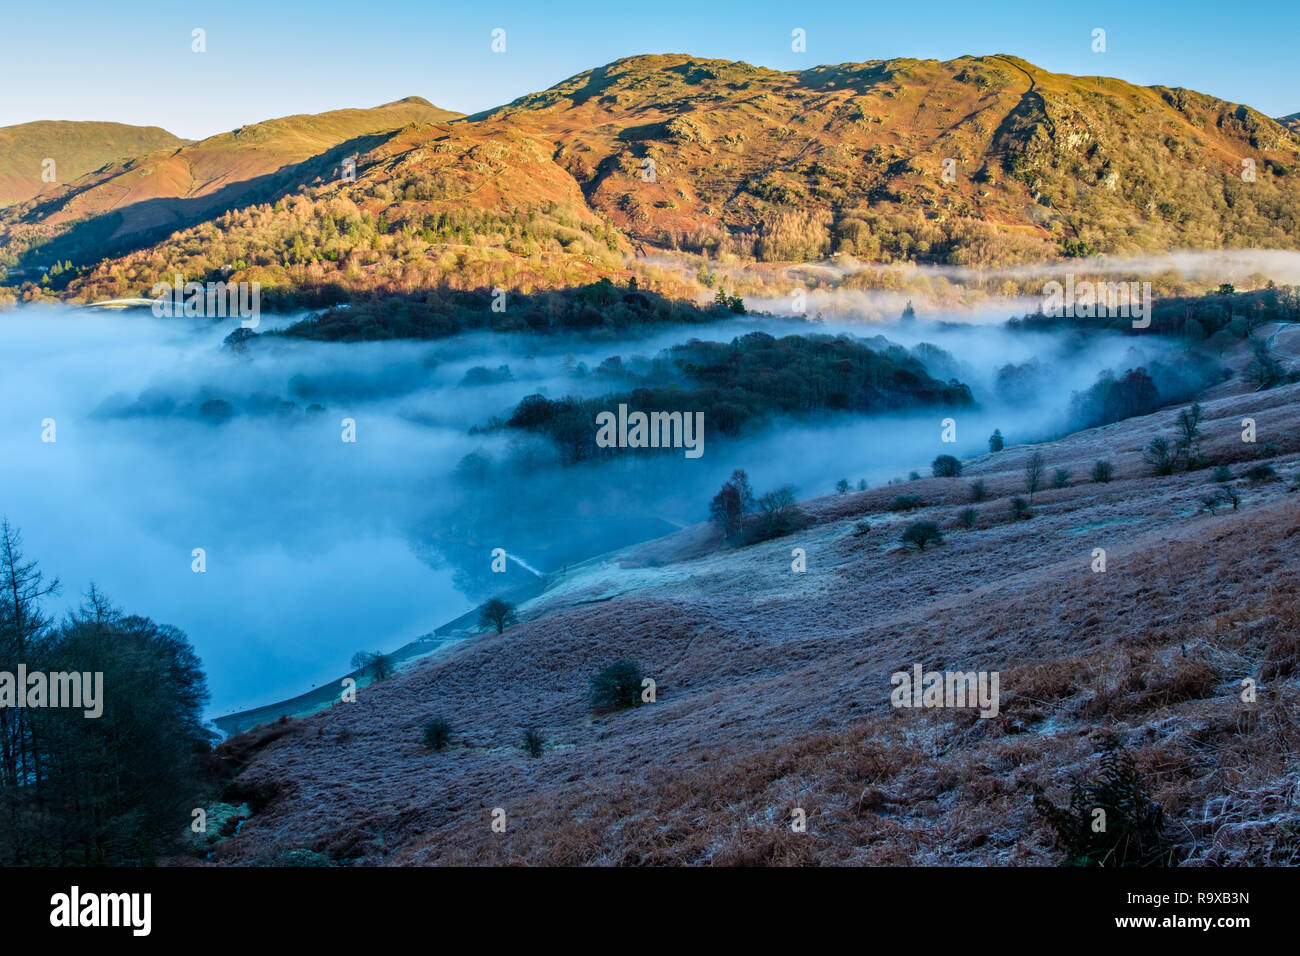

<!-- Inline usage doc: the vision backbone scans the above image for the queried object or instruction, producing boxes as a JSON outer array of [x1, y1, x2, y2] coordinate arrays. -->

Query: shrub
[[422, 717, 452, 750], [1010, 497, 1032, 520], [957, 507, 979, 530], [901, 521, 944, 551], [969, 479, 987, 503], [908, 471, 921, 482], [1143, 436, 1175, 476], [1091, 460, 1114, 483], [1032, 749, 1175, 866], [589, 660, 644, 713], [522, 727, 545, 757], [852, 519, 871, 537], [1245, 463, 1276, 481], [1052, 468, 1071, 489], [351, 650, 394, 680], [889, 494, 923, 512], [932, 454, 962, 478], [988, 429, 1004, 453], [1201, 494, 1222, 514], [1219, 485, 1241, 510], [1212, 465, 1234, 483]]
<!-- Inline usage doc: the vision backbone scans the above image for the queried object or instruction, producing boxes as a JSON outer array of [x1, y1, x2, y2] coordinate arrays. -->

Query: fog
[[0, 300, 1210, 715]]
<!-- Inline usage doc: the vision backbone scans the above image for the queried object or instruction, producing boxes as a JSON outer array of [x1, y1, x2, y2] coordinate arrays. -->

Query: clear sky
[[2, 0, 1297, 140]]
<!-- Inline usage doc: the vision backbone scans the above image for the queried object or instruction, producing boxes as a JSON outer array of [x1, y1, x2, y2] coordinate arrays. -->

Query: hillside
[[0, 97, 463, 284], [472, 54, 1300, 263], [0, 120, 187, 208], [5, 55, 1300, 306], [202, 327, 1300, 866]]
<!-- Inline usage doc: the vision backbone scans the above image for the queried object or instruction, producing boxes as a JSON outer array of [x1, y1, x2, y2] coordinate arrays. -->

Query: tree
[[1052, 468, 1071, 489], [4, 584, 211, 865], [1175, 403, 1203, 469], [989, 429, 1005, 453], [0, 520, 60, 798], [835, 478, 850, 494], [901, 521, 943, 551], [1025, 452, 1045, 503], [969, 479, 987, 503], [957, 508, 979, 530], [1092, 460, 1115, 483], [709, 483, 742, 539], [1010, 497, 1032, 520], [932, 454, 962, 478], [351, 650, 394, 680], [478, 598, 517, 635]]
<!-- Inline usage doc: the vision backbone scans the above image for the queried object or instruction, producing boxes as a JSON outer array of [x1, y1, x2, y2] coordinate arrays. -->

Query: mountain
[[1281, 112, 1300, 133], [5, 56, 1300, 303], [0, 120, 187, 208], [473, 54, 1300, 262]]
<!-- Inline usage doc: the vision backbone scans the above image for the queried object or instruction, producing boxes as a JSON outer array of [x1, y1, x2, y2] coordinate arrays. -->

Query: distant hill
[[0, 120, 186, 208], [0, 98, 462, 280], [1281, 112, 1300, 133]]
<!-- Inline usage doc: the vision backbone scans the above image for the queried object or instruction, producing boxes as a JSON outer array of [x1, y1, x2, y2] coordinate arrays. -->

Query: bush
[[1201, 494, 1222, 514], [351, 650, 394, 680], [957, 507, 979, 530], [522, 727, 545, 757], [1010, 497, 1032, 520], [901, 521, 944, 551], [1052, 468, 1071, 489], [1219, 485, 1241, 510], [932, 454, 962, 477], [1245, 463, 1276, 481], [422, 717, 452, 750], [908, 471, 921, 482], [889, 494, 923, 512], [1142, 436, 1175, 476], [1212, 464, 1234, 483], [852, 519, 871, 537], [1032, 749, 1175, 866], [1091, 460, 1114, 483], [589, 660, 644, 713], [969, 479, 987, 503]]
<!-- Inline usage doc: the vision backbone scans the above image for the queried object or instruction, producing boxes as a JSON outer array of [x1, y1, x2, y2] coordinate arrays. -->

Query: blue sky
[[2, 0, 1297, 139]]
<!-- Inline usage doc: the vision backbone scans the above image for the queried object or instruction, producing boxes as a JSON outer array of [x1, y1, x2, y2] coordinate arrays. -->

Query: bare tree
[[1025, 452, 1045, 503]]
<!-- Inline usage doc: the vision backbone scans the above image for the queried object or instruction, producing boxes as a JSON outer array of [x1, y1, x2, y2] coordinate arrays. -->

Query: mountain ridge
[[3, 54, 1299, 303]]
